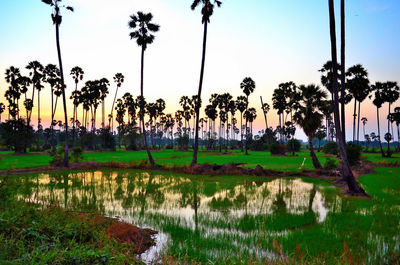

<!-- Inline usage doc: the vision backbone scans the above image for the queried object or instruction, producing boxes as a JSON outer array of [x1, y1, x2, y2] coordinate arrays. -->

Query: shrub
[[70, 146, 84, 163], [270, 142, 286, 155], [324, 157, 337, 170], [49, 146, 64, 166], [322, 142, 339, 156], [177, 135, 189, 151], [286, 139, 301, 153], [346, 143, 362, 166], [250, 139, 267, 151]]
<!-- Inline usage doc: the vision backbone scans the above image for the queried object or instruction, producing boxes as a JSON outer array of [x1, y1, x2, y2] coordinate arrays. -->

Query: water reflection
[[11, 170, 341, 262]]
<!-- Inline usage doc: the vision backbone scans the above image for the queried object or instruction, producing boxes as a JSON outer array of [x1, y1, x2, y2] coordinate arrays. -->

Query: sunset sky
[[0, 0, 399, 140]]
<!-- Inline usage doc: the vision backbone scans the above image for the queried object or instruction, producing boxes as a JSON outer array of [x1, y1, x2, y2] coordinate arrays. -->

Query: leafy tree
[[128, 11, 159, 166]]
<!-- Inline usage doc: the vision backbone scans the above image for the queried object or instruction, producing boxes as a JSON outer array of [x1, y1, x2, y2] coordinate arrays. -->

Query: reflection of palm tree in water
[[272, 179, 287, 213], [63, 174, 69, 208], [308, 185, 317, 213]]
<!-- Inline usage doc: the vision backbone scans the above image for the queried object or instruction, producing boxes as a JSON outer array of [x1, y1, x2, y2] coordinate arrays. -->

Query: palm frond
[[191, 0, 201, 10], [41, 0, 53, 5], [66, 6, 74, 12]]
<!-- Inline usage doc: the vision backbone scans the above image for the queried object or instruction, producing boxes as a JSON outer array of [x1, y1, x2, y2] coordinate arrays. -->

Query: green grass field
[[1, 148, 399, 172]]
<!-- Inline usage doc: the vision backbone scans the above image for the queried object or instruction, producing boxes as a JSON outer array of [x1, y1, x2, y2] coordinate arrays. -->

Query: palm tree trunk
[[38, 90, 41, 129], [387, 102, 391, 156], [352, 99, 357, 142], [397, 123, 400, 151], [140, 47, 155, 166], [357, 101, 361, 144], [340, 0, 346, 141], [192, 21, 208, 165], [110, 86, 119, 132], [328, 0, 367, 195], [377, 107, 385, 157], [55, 22, 69, 167], [240, 112, 243, 152], [245, 96, 249, 155]]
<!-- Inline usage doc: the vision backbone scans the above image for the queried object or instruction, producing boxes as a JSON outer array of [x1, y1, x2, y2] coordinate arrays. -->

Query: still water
[[11, 170, 399, 264]]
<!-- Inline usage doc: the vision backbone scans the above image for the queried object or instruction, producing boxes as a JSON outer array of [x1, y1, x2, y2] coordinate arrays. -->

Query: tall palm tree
[[293, 85, 327, 169], [128, 11, 159, 166], [393, 107, 400, 151], [346, 64, 370, 143], [328, 0, 366, 195], [236, 96, 247, 152], [381, 81, 400, 156], [26, 61, 44, 129], [371, 82, 387, 157], [4, 66, 22, 120], [361, 117, 368, 144], [260, 97, 270, 129], [99, 78, 110, 130], [0, 103, 5, 123], [240, 77, 255, 155], [110, 73, 124, 132], [42, 0, 73, 167], [340, 0, 346, 142], [191, 0, 222, 165], [70, 66, 84, 132]]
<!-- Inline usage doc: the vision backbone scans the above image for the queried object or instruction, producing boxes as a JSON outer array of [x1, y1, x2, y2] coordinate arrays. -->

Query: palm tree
[[128, 11, 159, 166], [191, 0, 222, 166], [70, 66, 84, 132], [260, 97, 270, 129], [0, 103, 5, 122], [328, 0, 366, 195], [110, 73, 124, 132], [316, 127, 327, 152], [26, 61, 45, 129], [393, 107, 400, 151], [340, 0, 346, 143], [346, 64, 370, 143], [205, 104, 218, 149], [381, 81, 399, 156], [293, 84, 327, 169], [371, 82, 386, 157], [361, 117, 368, 145], [42, 0, 73, 167], [99, 78, 110, 130], [240, 77, 256, 155], [236, 96, 247, 152], [4, 66, 22, 120]]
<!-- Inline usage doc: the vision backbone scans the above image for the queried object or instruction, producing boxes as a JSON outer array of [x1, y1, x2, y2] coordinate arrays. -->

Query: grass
[[0, 148, 340, 172]]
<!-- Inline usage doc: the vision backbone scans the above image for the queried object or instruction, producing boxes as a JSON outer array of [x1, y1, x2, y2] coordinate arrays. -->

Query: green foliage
[[286, 139, 301, 153], [177, 135, 189, 151], [0, 201, 141, 264], [322, 141, 339, 155], [49, 146, 65, 166], [0, 119, 33, 153], [70, 146, 84, 163], [324, 157, 337, 170], [346, 143, 362, 166], [270, 142, 286, 155], [98, 127, 116, 150]]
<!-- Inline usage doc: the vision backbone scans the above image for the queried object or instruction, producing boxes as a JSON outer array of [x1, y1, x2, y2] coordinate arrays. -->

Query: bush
[[322, 141, 339, 156], [324, 157, 337, 170], [346, 143, 362, 166], [70, 146, 84, 163], [270, 142, 286, 155], [177, 135, 189, 151], [49, 146, 64, 166], [286, 139, 301, 153], [250, 139, 267, 151]]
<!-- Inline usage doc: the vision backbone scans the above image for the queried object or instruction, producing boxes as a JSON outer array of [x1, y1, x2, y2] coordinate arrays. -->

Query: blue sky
[[0, 0, 399, 140]]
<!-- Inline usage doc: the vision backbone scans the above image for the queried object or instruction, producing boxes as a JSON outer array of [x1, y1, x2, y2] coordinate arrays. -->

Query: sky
[[0, 0, 399, 141]]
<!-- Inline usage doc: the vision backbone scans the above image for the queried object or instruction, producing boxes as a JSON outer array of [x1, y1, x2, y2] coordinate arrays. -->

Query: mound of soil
[[106, 221, 157, 254]]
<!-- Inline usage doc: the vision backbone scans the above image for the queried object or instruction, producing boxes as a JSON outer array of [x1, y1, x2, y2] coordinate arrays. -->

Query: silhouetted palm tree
[[0, 103, 5, 122], [293, 84, 327, 169], [26, 61, 44, 128], [236, 95, 247, 152], [340, 0, 346, 142], [240, 77, 255, 155], [128, 11, 159, 166], [70, 66, 84, 132], [381, 81, 399, 156], [371, 82, 387, 157], [191, 0, 222, 165], [110, 73, 124, 132], [260, 97, 270, 129], [328, 0, 366, 195], [346, 64, 370, 143], [42, 0, 73, 167], [361, 117, 368, 144]]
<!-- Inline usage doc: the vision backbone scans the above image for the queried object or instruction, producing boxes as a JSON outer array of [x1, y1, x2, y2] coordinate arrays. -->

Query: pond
[[7, 170, 400, 264]]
